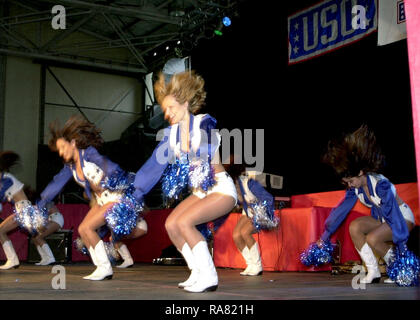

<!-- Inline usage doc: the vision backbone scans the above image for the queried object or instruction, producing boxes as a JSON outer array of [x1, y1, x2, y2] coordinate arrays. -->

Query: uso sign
[[288, 0, 377, 64]]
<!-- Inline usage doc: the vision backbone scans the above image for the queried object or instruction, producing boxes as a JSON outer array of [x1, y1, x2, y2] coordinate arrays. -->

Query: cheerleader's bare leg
[[78, 203, 114, 281], [0, 214, 20, 269], [165, 195, 201, 249], [366, 219, 414, 284], [232, 215, 249, 252], [350, 216, 413, 284], [175, 192, 236, 292], [234, 216, 261, 276], [165, 194, 201, 288], [349, 216, 383, 283], [234, 216, 251, 275]]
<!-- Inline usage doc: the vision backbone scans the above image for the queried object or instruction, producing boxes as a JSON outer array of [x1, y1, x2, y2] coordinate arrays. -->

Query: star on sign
[[293, 46, 299, 54], [294, 22, 299, 30], [294, 34, 299, 42]]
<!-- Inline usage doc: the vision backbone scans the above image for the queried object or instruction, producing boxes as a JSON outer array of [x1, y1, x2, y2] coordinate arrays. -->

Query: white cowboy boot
[[116, 244, 134, 268], [35, 245, 47, 265], [0, 240, 20, 270], [245, 242, 263, 276], [36, 243, 56, 266], [184, 241, 218, 293], [358, 243, 381, 284], [240, 246, 252, 276], [383, 247, 395, 284], [83, 246, 98, 280], [88, 240, 113, 281], [178, 243, 199, 288]]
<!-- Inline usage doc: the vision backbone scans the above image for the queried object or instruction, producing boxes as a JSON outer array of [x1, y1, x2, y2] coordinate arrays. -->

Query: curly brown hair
[[0, 151, 19, 172], [48, 115, 104, 151], [153, 70, 206, 114], [322, 125, 385, 178]]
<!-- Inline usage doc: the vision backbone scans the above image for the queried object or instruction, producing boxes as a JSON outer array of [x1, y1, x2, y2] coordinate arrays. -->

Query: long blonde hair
[[154, 70, 206, 114]]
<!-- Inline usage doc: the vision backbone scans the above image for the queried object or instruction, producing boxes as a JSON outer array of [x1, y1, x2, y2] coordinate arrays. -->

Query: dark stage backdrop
[[188, 0, 416, 196]]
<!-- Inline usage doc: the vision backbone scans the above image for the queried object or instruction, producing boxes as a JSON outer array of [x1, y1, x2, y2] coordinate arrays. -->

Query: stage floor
[[0, 263, 419, 300]]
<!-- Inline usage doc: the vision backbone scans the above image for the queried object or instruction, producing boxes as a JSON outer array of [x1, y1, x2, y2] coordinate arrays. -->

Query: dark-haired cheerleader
[[37, 115, 141, 281], [226, 158, 278, 276], [132, 69, 237, 293], [301, 125, 418, 286], [0, 151, 63, 269]]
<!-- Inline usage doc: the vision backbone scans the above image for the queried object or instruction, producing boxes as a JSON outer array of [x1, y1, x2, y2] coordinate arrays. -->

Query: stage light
[[222, 16, 231, 27], [153, 52, 157, 56], [177, 40, 181, 45], [166, 46, 170, 50], [214, 29, 223, 36]]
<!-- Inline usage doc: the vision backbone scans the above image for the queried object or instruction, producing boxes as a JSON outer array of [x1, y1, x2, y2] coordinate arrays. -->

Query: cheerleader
[[132, 70, 237, 293], [37, 116, 139, 281], [226, 160, 278, 276], [74, 196, 147, 268], [302, 125, 416, 285], [0, 151, 63, 269]]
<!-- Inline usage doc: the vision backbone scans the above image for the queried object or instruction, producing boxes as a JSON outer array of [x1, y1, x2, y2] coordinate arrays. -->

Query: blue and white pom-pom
[[188, 157, 216, 192], [101, 169, 133, 192], [14, 205, 49, 235], [250, 200, 279, 232], [162, 157, 190, 200], [104, 241, 121, 263], [387, 245, 420, 287], [300, 239, 335, 267], [74, 237, 89, 255], [104, 193, 143, 241]]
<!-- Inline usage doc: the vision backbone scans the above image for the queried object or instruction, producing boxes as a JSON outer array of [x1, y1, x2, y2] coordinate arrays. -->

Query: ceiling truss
[[0, 0, 241, 74]]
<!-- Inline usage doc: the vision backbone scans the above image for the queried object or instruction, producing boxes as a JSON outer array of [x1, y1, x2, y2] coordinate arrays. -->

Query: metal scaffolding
[[0, 0, 241, 74]]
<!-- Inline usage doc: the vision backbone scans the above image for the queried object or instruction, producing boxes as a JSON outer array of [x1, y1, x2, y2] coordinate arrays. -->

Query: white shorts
[[399, 203, 415, 224], [192, 172, 238, 205], [95, 190, 123, 206], [49, 212, 64, 229], [136, 218, 147, 232], [380, 202, 415, 224], [3, 173, 24, 202]]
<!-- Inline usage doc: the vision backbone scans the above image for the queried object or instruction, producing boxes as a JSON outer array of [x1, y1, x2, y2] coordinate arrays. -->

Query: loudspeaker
[[152, 245, 186, 266], [27, 230, 73, 264]]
